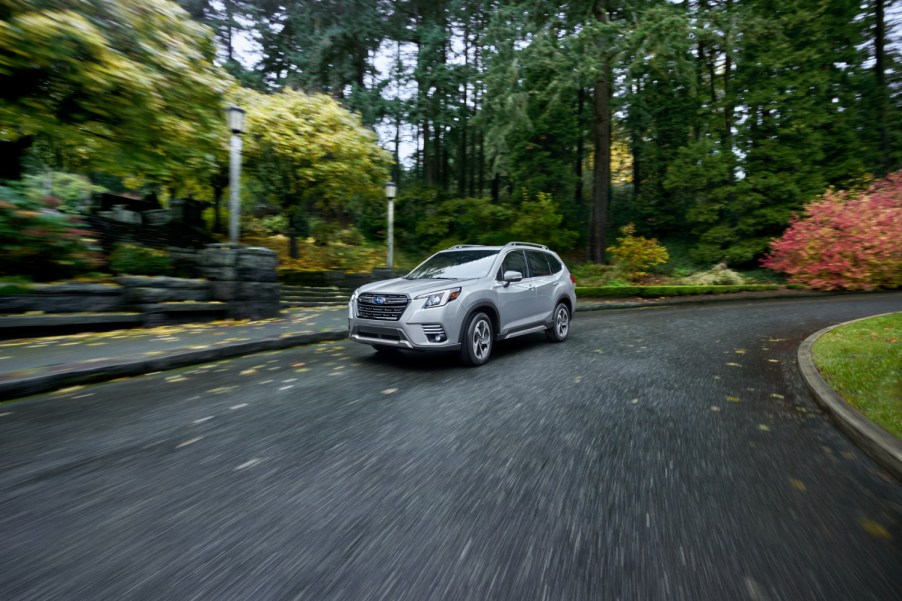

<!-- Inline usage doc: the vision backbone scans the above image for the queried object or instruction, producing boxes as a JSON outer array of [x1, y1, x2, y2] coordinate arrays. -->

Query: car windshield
[[405, 250, 499, 280]]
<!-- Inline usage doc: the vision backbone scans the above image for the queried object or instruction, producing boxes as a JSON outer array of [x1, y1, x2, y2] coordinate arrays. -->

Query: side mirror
[[502, 270, 523, 287]]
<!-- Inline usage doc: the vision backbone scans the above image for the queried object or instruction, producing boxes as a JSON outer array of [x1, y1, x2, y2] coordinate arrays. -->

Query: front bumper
[[348, 298, 464, 351]]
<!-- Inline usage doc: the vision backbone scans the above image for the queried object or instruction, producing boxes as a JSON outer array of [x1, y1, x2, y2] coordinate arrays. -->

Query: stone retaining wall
[[0, 244, 282, 324]]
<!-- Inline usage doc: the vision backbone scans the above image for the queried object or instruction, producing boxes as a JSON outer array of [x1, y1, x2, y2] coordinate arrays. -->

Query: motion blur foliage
[[0, 184, 103, 281], [21, 172, 105, 214], [762, 170, 902, 291], [0, 0, 228, 184], [108, 243, 172, 277]]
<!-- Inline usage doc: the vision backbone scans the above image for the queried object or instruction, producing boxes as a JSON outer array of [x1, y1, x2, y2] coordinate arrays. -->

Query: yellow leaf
[[758, 424, 770, 431], [726, 395, 741, 403], [726, 362, 742, 367], [860, 520, 891, 539], [790, 479, 806, 492]]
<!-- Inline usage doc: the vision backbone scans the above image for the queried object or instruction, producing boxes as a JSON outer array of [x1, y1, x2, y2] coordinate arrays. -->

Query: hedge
[[575, 284, 783, 298]]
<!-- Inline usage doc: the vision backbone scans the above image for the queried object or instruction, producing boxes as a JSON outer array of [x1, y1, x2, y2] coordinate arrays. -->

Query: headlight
[[416, 287, 462, 308]]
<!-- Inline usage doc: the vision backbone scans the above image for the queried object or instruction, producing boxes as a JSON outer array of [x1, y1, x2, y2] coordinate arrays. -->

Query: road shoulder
[[798, 314, 902, 482]]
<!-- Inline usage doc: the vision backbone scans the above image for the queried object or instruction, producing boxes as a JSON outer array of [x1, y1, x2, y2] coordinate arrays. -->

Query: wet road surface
[[1, 293, 901, 600]]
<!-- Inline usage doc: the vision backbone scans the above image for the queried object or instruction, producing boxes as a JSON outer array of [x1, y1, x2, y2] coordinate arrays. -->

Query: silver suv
[[348, 242, 577, 366]]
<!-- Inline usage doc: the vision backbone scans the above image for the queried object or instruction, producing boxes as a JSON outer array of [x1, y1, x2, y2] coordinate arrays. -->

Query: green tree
[[238, 88, 392, 254], [0, 0, 229, 186]]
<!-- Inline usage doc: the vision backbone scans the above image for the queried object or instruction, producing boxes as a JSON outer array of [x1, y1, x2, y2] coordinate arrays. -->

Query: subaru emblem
[[374, 296, 386, 305]]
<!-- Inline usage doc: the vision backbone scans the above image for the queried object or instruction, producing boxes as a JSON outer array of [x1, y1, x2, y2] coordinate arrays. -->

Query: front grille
[[357, 293, 409, 321]]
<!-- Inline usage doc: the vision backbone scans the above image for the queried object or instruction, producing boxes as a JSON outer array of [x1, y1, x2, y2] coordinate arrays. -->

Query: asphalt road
[[1, 293, 900, 601]]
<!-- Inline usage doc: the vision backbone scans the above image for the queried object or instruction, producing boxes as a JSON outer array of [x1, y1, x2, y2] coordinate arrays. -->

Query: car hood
[[358, 278, 477, 296]]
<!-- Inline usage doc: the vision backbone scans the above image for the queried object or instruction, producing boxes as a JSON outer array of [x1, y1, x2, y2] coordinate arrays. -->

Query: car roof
[[443, 242, 551, 252]]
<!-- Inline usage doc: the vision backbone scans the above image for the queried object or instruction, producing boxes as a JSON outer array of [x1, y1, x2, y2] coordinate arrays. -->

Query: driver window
[[497, 250, 527, 280]]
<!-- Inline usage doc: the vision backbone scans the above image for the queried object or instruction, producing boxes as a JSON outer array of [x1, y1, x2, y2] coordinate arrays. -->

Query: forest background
[[1, 0, 900, 279]]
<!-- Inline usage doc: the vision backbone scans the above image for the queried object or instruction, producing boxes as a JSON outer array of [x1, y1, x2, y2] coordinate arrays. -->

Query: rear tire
[[546, 302, 570, 342], [459, 312, 493, 366]]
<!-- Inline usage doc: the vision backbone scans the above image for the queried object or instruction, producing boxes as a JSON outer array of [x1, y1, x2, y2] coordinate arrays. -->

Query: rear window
[[526, 251, 553, 277], [546, 254, 563, 274]]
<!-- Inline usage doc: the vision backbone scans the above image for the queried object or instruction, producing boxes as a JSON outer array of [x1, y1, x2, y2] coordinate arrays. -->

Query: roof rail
[[504, 241, 548, 250], [449, 244, 483, 249]]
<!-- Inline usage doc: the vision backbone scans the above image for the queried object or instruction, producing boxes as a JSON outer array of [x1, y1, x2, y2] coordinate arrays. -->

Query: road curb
[[797, 313, 902, 483], [0, 330, 348, 402]]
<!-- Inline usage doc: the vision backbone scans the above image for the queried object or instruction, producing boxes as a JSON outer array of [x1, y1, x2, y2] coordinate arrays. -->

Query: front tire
[[460, 312, 493, 366], [546, 302, 570, 342]]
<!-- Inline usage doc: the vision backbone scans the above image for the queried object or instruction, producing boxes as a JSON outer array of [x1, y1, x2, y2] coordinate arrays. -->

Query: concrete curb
[[797, 313, 902, 483], [0, 330, 348, 402]]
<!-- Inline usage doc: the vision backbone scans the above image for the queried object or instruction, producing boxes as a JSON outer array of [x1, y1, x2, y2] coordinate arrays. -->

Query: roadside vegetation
[[1, 0, 900, 296], [812, 314, 902, 438]]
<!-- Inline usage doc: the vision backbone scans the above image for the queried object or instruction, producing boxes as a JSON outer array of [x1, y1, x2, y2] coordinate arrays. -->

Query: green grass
[[812, 313, 902, 438]]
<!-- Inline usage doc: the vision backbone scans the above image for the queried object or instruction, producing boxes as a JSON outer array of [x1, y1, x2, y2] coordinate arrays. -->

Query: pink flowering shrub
[[762, 171, 902, 291], [0, 184, 104, 281]]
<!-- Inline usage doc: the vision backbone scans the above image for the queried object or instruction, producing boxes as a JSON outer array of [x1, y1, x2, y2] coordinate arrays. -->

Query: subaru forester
[[348, 242, 576, 366]]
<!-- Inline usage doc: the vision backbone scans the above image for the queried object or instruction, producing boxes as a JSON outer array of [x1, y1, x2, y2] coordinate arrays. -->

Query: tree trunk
[[575, 87, 585, 208], [875, 0, 890, 173], [589, 1, 611, 263], [289, 231, 299, 259]]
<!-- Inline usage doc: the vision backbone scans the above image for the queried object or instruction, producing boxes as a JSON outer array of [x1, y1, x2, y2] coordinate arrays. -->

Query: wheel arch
[[458, 302, 500, 343]]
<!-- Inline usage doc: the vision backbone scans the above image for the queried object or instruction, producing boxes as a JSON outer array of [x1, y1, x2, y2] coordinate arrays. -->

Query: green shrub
[[0, 184, 104, 281], [679, 263, 745, 285], [0, 275, 32, 295], [509, 192, 579, 251], [260, 214, 289, 236], [607, 224, 669, 278], [108, 243, 172, 276], [22, 172, 105, 214], [570, 262, 630, 286]]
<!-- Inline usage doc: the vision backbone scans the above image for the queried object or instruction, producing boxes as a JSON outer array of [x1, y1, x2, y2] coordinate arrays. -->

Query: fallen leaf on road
[[710, 406, 721, 412], [726, 395, 741, 403], [726, 362, 742, 367], [768, 359, 780, 363], [382, 388, 399, 395], [790, 479, 807, 492], [770, 393, 785, 399], [291, 362, 306, 367], [55, 385, 84, 395], [860, 520, 891, 539], [758, 424, 770, 431], [208, 386, 238, 394], [240, 369, 258, 376]]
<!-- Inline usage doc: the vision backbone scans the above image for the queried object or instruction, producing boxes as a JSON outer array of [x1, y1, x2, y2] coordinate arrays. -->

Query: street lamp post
[[385, 181, 397, 271], [227, 105, 246, 245]]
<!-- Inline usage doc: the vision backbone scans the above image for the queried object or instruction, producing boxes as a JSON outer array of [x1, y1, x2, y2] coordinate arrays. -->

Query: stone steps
[[280, 285, 351, 307]]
